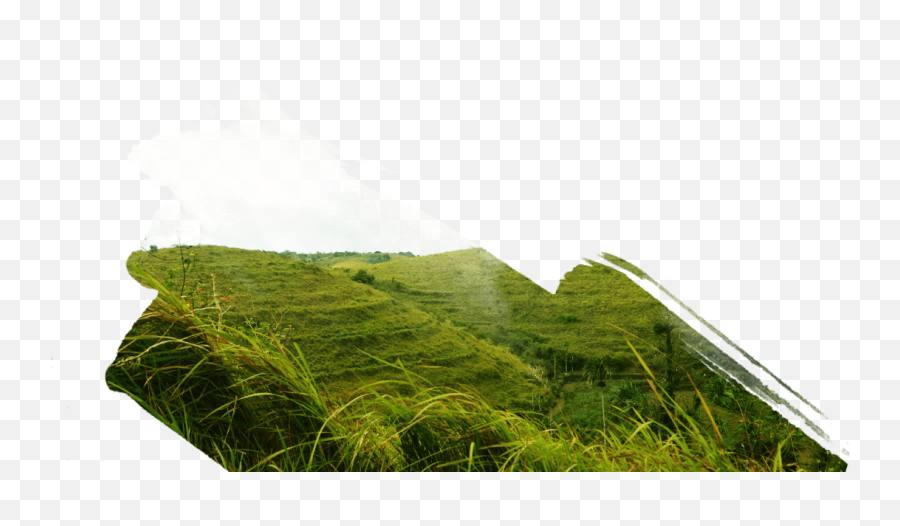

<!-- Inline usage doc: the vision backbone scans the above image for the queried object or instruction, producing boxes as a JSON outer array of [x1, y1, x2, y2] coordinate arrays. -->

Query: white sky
[[129, 122, 473, 257]]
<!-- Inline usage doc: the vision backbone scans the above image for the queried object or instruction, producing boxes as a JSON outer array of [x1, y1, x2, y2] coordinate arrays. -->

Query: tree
[[149, 245, 158, 253]]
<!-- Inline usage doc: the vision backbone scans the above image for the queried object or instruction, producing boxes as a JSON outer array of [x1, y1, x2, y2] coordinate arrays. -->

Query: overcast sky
[[129, 122, 474, 257]]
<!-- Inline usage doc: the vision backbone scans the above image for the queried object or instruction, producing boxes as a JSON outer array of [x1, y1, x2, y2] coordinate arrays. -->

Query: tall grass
[[108, 265, 803, 472]]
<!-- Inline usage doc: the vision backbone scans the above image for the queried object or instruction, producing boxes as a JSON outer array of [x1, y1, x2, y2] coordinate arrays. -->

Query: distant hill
[[259, 249, 416, 268]]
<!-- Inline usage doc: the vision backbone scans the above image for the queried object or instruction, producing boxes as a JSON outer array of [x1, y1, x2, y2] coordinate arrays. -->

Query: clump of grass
[[108, 265, 803, 472]]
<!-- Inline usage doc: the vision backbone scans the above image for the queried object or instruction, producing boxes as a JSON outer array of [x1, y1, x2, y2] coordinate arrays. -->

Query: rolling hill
[[122, 245, 551, 412], [115, 243, 846, 471], [283, 246, 840, 468]]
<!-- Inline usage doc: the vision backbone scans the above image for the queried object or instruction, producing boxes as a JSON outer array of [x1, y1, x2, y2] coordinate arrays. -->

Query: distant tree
[[149, 245, 158, 253]]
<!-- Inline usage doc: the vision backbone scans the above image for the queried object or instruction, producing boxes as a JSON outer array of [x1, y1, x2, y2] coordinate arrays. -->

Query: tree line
[[261, 249, 416, 263]]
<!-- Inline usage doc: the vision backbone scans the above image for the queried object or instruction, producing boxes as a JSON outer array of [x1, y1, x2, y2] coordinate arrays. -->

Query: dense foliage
[[350, 269, 376, 285]]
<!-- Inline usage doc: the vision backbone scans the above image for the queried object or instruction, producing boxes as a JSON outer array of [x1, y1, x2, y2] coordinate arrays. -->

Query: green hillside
[[355, 248, 682, 368], [327, 249, 708, 423], [291, 246, 843, 470], [259, 249, 415, 268], [122, 245, 551, 412], [114, 243, 847, 472]]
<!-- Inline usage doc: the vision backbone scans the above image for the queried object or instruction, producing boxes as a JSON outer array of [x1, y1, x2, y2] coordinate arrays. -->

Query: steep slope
[[358, 248, 686, 372], [358, 247, 550, 348], [120, 244, 845, 470], [123, 245, 550, 411], [358, 248, 831, 464]]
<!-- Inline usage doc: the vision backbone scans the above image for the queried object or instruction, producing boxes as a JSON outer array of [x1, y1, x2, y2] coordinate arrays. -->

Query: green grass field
[[108, 243, 848, 472]]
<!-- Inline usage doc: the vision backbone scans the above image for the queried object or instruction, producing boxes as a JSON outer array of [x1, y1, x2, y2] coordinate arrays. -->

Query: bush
[[149, 245, 158, 253], [350, 269, 375, 285]]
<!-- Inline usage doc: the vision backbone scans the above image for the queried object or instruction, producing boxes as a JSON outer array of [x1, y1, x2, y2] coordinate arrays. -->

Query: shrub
[[149, 245, 158, 253], [351, 269, 375, 285]]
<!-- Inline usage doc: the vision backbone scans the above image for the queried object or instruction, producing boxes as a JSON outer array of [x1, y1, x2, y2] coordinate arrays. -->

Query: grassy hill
[[259, 249, 415, 268], [291, 246, 845, 470], [107, 273, 810, 472], [122, 245, 551, 412], [356, 248, 681, 367], [112, 243, 847, 472]]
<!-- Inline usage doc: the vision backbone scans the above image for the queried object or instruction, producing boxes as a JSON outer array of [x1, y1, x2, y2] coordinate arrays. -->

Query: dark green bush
[[350, 269, 375, 285]]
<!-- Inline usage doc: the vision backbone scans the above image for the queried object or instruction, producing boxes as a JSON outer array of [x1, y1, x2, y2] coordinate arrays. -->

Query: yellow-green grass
[[330, 260, 373, 268], [107, 271, 807, 472], [125, 245, 550, 412], [122, 244, 847, 472], [267, 250, 412, 268], [304, 247, 846, 471], [346, 248, 718, 413], [352, 248, 676, 366]]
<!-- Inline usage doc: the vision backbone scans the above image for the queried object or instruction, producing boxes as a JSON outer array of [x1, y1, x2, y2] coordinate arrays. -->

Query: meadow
[[106, 243, 848, 472]]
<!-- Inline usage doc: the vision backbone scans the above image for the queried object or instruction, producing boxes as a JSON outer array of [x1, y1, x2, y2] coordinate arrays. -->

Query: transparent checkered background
[[4, 1, 898, 524]]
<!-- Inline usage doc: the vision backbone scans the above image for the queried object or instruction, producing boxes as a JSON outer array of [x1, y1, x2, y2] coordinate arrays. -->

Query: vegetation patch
[[111, 243, 846, 472]]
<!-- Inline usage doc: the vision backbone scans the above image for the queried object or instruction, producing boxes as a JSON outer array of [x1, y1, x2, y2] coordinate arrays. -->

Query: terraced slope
[[356, 248, 547, 347], [123, 245, 550, 411], [356, 248, 690, 373], [120, 244, 845, 470], [346, 248, 746, 427]]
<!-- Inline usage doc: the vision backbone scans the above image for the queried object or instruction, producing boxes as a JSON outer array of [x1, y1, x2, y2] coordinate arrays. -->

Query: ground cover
[[112, 243, 847, 472]]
